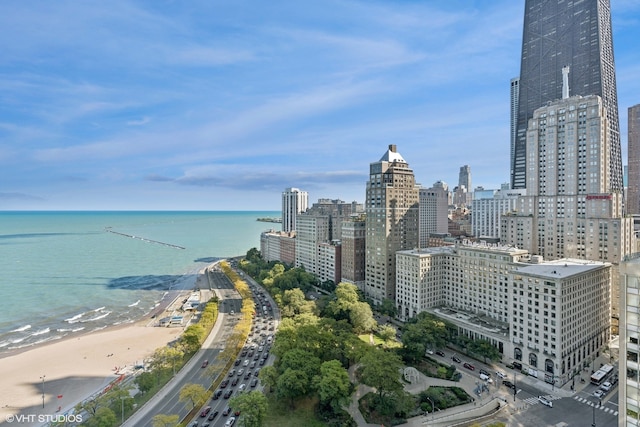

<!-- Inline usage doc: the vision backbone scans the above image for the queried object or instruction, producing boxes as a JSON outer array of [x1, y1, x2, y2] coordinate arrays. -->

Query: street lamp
[[120, 396, 127, 424], [39, 375, 45, 408], [425, 397, 435, 421]]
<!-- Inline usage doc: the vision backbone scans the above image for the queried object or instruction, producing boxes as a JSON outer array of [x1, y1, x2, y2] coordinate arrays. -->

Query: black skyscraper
[[511, 0, 622, 194]]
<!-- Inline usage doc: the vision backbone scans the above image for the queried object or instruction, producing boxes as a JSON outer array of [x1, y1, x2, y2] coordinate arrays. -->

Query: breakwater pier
[[104, 227, 186, 249]]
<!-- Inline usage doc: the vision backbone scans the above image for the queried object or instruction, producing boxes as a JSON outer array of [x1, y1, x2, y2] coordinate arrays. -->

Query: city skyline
[[1, 1, 639, 211]]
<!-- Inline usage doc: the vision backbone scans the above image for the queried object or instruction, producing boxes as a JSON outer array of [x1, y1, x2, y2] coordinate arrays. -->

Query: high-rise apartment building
[[471, 185, 525, 239], [620, 256, 640, 427], [419, 184, 449, 247], [628, 104, 640, 215], [341, 215, 366, 291], [365, 145, 419, 304], [511, 0, 623, 196], [294, 214, 329, 276], [281, 187, 308, 232]]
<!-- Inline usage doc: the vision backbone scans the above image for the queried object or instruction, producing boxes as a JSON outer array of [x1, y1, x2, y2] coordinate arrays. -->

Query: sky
[[1, 1, 639, 211]]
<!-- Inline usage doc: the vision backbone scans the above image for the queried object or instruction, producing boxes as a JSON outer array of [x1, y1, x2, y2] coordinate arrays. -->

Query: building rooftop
[[516, 258, 608, 279]]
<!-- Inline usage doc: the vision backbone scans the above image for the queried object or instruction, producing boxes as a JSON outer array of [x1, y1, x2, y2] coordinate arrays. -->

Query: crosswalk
[[573, 396, 619, 416], [522, 394, 562, 406]]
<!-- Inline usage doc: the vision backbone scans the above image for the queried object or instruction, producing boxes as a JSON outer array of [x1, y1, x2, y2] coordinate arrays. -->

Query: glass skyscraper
[[511, 0, 623, 196]]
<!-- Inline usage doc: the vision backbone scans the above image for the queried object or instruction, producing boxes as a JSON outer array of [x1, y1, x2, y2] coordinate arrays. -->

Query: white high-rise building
[[419, 183, 449, 247], [294, 214, 329, 275], [620, 256, 640, 427], [472, 185, 525, 239], [282, 187, 308, 232]]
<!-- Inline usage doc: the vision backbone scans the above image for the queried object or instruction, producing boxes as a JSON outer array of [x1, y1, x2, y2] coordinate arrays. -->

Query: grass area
[[262, 394, 327, 427], [413, 356, 460, 381]]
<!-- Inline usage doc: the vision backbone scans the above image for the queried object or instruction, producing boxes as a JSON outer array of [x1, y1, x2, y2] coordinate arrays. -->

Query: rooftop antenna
[[562, 65, 570, 99]]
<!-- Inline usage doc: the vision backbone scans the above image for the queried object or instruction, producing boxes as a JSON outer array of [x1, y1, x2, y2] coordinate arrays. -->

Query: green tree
[[258, 365, 278, 392], [179, 324, 205, 354], [359, 349, 403, 405], [135, 371, 156, 394], [152, 414, 180, 427], [278, 348, 321, 381], [229, 391, 268, 427], [84, 406, 117, 427], [379, 298, 398, 317], [350, 301, 377, 333], [313, 360, 352, 412], [281, 288, 315, 317], [378, 324, 397, 342], [276, 368, 309, 407], [178, 383, 207, 410], [468, 339, 502, 363]]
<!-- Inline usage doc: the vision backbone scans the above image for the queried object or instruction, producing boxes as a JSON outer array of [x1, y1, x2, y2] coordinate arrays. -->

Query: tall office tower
[[365, 145, 419, 305], [458, 165, 471, 194], [628, 104, 640, 215], [511, 0, 623, 197], [510, 77, 520, 180], [419, 184, 449, 248], [281, 187, 308, 232]]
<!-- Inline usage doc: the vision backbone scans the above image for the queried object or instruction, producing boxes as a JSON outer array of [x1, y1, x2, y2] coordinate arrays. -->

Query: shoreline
[[0, 265, 215, 424]]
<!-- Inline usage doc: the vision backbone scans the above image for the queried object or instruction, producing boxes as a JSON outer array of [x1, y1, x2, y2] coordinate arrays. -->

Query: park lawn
[[263, 394, 327, 427]]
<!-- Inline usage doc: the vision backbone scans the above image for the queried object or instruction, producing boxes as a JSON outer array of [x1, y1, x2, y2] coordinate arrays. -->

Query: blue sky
[[1, 1, 639, 211]]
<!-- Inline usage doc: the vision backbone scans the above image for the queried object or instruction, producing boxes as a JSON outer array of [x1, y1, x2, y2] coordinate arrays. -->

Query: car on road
[[451, 355, 461, 363], [243, 360, 250, 367], [222, 406, 231, 416], [238, 383, 246, 392], [259, 358, 266, 366], [224, 389, 233, 399], [503, 380, 515, 389], [538, 396, 553, 407], [237, 369, 244, 376], [208, 410, 219, 420], [479, 369, 490, 377], [463, 362, 475, 370], [436, 350, 446, 357], [600, 381, 613, 391], [244, 371, 252, 379], [201, 360, 209, 368], [220, 380, 229, 388], [225, 417, 236, 426], [231, 377, 239, 386], [213, 390, 223, 400], [200, 406, 211, 417], [496, 371, 507, 379], [250, 378, 258, 387], [228, 370, 235, 377], [234, 359, 241, 366], [593, 389, 604, 398]]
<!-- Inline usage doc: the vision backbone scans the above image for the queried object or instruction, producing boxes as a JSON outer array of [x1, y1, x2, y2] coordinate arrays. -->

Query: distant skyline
[[1, 1, 639, 211]]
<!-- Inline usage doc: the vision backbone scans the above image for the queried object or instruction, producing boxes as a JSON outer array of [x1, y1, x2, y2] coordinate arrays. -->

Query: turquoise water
[[0, 211, 279, 352]]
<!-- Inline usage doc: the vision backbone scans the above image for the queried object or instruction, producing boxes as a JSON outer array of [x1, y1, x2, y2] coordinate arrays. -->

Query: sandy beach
[[0, 321, 183, 423]]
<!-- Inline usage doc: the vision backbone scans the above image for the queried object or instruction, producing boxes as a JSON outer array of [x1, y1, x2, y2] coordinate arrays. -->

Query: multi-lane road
[[124, 266, 273, 427]]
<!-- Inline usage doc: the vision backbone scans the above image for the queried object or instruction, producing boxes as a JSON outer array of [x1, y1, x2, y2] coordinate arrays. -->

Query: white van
[[480, 373, 493, 383], [538, 395, 553, 407]]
